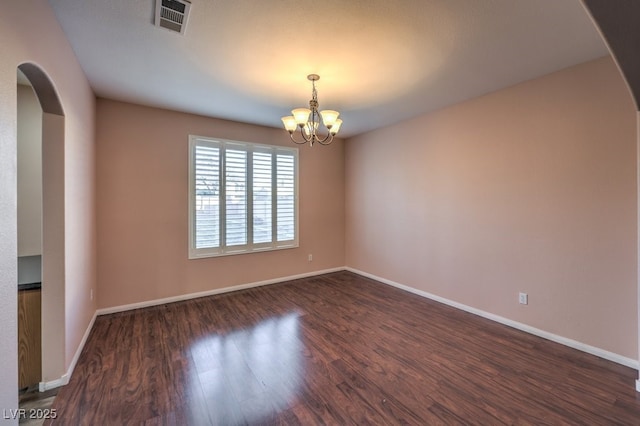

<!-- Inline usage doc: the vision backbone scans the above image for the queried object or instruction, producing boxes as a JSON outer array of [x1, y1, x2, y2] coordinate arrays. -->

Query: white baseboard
[[37, 268, 344, 392], [39, 310, 97, 392], [38, 266, 639, 393], [38, 375, 67, 392], [346, 267, 639, 371], [67, 311, 97, 377], [96, 267, 346, 316]]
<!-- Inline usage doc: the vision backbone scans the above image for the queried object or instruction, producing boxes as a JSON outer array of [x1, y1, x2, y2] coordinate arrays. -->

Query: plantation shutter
[[189, 136, 298, 259], [276, 153, 295, 242], [225, 149, 247, 246], [253, 151, 273, 244], [194, 144, 220, 249]]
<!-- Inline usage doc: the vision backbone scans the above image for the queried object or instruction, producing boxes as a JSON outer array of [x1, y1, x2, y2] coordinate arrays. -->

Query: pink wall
[[346, 57, 638, 359], [0, 0, 96, 415], [96, 100, 345, 309]]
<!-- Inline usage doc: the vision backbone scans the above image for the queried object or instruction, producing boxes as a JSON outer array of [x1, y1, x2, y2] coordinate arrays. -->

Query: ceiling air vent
[[155, 0, 191, 35]]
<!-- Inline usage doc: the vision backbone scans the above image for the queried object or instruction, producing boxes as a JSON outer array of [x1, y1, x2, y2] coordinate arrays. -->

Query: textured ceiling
[[49, 0, 608, 137]]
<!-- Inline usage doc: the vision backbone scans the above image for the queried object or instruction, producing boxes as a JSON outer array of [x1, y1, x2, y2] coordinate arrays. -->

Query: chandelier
[[281, 74, 342, 146]]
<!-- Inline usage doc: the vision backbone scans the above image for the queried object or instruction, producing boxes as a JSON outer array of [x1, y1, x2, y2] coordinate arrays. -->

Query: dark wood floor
[[20, 388, 58, 425], [48, 271, 640, 425]]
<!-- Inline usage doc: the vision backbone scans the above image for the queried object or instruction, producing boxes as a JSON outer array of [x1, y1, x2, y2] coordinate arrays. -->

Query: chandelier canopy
[[281, 74, 342, 147]]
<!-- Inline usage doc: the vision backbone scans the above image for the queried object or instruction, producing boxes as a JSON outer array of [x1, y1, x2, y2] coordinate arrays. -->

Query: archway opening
[[16, 63, 66, 395]]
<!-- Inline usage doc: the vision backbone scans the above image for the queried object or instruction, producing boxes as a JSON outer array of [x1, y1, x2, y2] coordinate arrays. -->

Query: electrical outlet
[[519, 292, 528, 305], [308, 254, 313, 262]]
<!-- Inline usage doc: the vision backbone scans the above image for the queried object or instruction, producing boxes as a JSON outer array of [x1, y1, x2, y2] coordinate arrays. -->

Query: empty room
[[2, 0, 640, 424]]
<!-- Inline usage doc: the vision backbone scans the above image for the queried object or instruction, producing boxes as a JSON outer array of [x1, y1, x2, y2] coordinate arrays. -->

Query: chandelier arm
[[289, 131, 312, 145], [316, 133, 334, 145]]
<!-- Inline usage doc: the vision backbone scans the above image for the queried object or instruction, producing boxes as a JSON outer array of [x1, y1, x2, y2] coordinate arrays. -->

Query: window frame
[[188, 135, 299, 259]]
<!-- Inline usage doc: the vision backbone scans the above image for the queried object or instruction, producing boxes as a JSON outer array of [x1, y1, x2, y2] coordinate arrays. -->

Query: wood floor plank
[[48, 271, 640, 425]]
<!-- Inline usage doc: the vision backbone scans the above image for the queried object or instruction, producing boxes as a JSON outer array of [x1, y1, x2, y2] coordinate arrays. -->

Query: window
[[189, 136, 298, 258]]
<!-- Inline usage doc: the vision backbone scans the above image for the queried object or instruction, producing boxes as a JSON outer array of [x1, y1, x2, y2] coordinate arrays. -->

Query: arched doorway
[[16, 63, 66, 391]]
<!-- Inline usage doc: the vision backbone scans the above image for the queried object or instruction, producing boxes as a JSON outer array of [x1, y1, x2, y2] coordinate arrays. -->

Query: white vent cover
[[155, 0, 191, 34]]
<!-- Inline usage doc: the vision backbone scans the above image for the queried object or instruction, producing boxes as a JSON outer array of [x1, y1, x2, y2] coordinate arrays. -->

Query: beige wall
[[0, 0, 96, 415], [96, 99, 345, 309], [17, 85, 43, 257], [346, 56, 638, 359]]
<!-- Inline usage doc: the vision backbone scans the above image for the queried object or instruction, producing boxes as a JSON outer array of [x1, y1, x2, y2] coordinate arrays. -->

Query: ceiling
[[48, 0, 609, 138]]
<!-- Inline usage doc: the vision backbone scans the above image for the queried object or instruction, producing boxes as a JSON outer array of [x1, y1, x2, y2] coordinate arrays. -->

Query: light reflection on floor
[[188, 312, 303, 424]]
